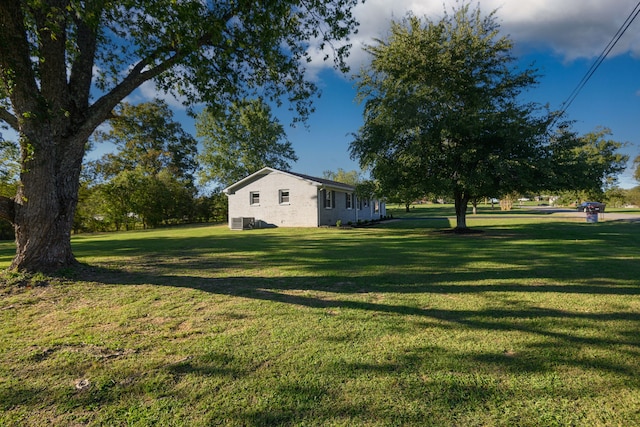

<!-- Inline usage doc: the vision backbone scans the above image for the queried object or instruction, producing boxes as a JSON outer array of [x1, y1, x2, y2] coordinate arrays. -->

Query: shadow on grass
[[6, 220, 638, 425]]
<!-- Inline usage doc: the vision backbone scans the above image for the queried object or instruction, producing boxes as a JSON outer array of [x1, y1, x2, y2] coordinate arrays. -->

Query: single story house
[[223, 167, 386, 229]]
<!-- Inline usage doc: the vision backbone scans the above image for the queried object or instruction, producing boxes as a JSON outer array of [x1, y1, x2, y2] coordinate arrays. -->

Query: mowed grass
[[1, 209, 639, 426]]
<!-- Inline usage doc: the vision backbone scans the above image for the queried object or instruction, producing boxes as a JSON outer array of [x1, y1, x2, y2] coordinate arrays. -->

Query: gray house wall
[[227, 171, 319, 227], [225, 168, 386, 228]]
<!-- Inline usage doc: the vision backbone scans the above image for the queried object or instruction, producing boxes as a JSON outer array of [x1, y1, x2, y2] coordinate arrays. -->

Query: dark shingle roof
[[285, 170, 355, 191]]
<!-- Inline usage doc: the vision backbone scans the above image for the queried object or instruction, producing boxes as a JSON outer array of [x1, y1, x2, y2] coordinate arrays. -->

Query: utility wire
[[554, 1, 640, 124]]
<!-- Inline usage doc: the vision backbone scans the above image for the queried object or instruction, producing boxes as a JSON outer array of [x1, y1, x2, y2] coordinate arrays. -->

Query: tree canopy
[[0, 0, 361, 271], [196, 98, 297, 188], [91, 99, 198, 182], [350, 4, 550, 230], [83, 99, 198, 229]]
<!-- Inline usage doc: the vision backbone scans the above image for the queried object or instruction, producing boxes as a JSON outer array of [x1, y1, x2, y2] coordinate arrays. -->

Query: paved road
[[527, 206, 640, 222], [395, 207, 640, 222]]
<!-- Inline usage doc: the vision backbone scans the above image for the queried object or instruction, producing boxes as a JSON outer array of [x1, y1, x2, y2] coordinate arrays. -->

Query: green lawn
[[1, 213, 639, 426]]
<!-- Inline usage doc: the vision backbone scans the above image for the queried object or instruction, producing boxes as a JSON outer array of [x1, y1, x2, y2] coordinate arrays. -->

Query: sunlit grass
[[0, 216, 639, 425]]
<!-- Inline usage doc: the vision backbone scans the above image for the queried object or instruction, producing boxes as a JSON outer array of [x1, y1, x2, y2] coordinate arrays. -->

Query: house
[[223, 167, 386, 228]]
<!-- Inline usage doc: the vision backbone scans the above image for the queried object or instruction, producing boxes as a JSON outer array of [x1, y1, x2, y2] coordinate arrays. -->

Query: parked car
[[577, 201, 605, 212]]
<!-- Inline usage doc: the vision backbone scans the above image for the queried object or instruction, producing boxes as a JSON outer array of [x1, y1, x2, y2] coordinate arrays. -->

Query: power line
[[555, 1, 640, 123]]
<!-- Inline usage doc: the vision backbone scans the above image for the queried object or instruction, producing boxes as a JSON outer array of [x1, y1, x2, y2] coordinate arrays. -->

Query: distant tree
[[550, 127, 629, 202], [0, 0, 360, 272], [627, 186, 640, 206], [91, 100, 198, 183], [0, 139, 19, 186], [350, 4, 550, 231], [634, 155, 640, 183], [322, 169, 362, 185], [81, 100, 198, 229], [364, 155, 425, 212], [193, 191, 229, 224], [574, 127, 628, 192], [603, 187, 628, 209], [196, 99, 298, 187]]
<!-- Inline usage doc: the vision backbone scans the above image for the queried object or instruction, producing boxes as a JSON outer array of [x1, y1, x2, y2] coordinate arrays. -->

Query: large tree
[[0, 0, 360, 272], [90, 99, 198, 183], [196, 98, 297, 187], [350, 4, 550, 231], [633, 154, 640, 183]]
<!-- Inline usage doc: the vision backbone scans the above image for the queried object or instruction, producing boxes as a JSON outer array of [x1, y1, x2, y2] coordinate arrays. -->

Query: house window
[[346, 193, 353, 209], [250, 191, 260, 205], [279, 189, 290, 204], [374, 200, 379, 213], [323, 189, 335, 209]]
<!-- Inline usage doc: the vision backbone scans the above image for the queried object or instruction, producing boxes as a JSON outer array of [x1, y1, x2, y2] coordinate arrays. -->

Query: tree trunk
[[9, 127, 85, 272], [405, 202, 411, 213], [454, 190, 470, 231]]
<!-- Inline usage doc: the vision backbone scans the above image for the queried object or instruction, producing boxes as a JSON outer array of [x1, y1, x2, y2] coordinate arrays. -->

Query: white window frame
[[279, 189, 290, 205], [250, 191, 260, 206], [323, 189, 335, 209], [346, 193, 353, 210]]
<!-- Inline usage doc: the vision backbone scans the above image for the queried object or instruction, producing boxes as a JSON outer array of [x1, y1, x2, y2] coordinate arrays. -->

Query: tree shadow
[[20, 220, 636, 424]]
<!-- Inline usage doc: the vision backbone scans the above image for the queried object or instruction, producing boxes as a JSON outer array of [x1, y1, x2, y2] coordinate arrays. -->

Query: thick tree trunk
[[9, 127, 85, 272], [454, 190, 470, 231]]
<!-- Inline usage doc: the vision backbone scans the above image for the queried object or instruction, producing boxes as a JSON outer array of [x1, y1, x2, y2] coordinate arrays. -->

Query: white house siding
[[227, 171, 319, 227], [225, 168, 386, 228]]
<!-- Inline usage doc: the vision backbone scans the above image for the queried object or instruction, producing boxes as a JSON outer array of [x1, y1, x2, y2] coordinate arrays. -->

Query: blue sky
[[149, 0, 640, 189]]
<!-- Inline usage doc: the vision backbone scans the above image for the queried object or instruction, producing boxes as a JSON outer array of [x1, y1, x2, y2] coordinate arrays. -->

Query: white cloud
[[335, 0, 640, 71], [135, 80, 188, 109]]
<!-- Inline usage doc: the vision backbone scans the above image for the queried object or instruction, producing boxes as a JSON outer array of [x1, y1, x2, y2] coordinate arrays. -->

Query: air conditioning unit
[[230, 217, 255, 230]]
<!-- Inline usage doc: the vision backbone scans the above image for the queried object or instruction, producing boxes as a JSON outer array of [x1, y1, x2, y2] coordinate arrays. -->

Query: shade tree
[[0, 0, 361, 272], [350, 4, 550, 231]]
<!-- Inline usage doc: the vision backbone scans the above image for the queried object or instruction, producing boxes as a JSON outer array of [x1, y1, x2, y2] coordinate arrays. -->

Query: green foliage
[[196, 98, 298, 187], [573, 127, 628, 191], [322, 168, 362, 185], [77, 100, 199, 231], [91, 100, 198, 182], [0, 139, 19, 186], [350, 3, 550, 230], [626, 186, 640, 206], [547, 127, 628, 202], [633, 154, 640, 183], [603, 187, 627, 208]]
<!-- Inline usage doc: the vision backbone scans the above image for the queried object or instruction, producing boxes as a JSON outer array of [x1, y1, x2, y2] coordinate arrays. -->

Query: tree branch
[[68, 8, 99, 113], [76, 2, 247, 144], [80, 51, 183, 143], [0, 107, 18, 131]]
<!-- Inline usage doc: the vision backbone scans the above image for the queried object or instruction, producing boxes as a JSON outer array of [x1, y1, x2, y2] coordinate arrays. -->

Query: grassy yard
[[1, 209, 639, 426]]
